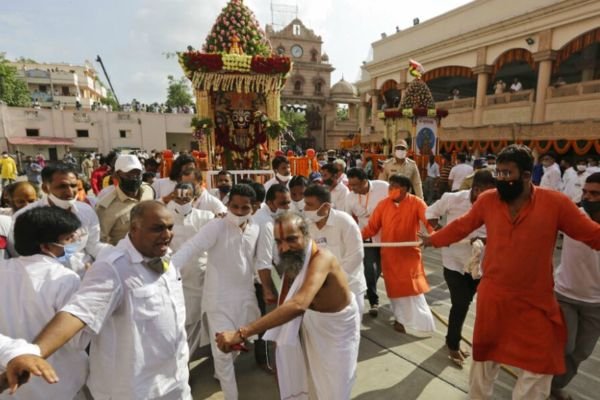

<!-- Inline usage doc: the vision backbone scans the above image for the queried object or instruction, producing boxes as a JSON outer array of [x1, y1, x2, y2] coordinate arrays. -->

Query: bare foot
[[447, 347, 468, 368], [393, 321, 406, 333]]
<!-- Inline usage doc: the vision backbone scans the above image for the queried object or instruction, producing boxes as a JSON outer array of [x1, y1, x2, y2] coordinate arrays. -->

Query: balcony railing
[[547, 80, 600, 98], [436, 97, 475, 109], [485, 89, 534, 106]]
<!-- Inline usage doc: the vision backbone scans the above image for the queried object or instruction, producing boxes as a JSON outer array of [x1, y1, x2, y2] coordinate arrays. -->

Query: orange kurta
[[362, 195, 433, 298], [430, 186, 600, 374]]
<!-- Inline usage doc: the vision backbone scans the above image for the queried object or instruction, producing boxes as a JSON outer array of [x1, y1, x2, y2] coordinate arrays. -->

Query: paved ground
[[189, 246, 600, 399]]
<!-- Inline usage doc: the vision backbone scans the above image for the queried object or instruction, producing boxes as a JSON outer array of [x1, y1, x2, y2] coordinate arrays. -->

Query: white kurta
[[0, 255, 88, 400], [62, 236, 191, 400], [152, 177, 177, 199], [193, 188, 227, 215], [0, 334, 41, 369], [252, 206, 277, 272], [168, 207, 214, 356], [12, 198, 107, 277]]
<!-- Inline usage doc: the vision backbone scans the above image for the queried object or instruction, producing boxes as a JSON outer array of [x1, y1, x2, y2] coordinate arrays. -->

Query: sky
[[0, 0, 472, 104]]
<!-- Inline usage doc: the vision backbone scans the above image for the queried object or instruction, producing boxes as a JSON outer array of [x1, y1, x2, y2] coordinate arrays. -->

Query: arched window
[[294, 80, 303, 92], [314, 81, 322, 94], [310, 49, 318, 62]]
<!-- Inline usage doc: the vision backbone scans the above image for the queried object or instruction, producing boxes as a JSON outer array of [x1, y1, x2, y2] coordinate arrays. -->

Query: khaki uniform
[[96, 184, 154, 245], [379, 158, 424, 199]]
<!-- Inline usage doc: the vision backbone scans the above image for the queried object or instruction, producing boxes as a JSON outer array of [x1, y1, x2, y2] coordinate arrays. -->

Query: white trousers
[[390, 294, 436, 333], [469, 361, 552, 400], [206, 312, 240, 400], [354, 291, 365, 317]]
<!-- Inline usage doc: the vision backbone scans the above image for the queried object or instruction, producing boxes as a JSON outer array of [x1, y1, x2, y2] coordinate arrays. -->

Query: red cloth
[[362, 195, 433, 298], [430, 186, 600, 374], [90, 165, 109, 195]]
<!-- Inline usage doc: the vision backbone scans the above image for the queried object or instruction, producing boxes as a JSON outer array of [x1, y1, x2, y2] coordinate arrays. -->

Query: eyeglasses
[[492, 170, 514, 178]]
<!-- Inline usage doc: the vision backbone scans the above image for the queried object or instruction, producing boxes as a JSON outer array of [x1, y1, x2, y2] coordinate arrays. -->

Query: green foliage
[[0, 54, 31, 107], [281, 109, 307, 139], [100, 90, 119, 110], [336, 105, 349, 121], [166, 75, 193, 108], [202, 0, 271, 56]]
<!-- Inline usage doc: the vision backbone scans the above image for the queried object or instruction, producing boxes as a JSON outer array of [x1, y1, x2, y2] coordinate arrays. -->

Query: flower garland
[[179, 52, 291, 77], [190, 117, 213, 139], [222, 54, 252, 72]]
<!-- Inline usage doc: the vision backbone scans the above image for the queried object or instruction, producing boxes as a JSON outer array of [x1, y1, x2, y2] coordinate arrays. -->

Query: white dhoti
[[390, 294, 436, 333], [181, 262, 205, 358], [301, 297, 361, 400]]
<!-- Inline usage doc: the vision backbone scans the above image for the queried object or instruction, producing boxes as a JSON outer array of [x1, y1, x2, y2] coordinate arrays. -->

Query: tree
[[281, 109, 307, 139], [165, 75, 193, 109], [100, 89, 119, 110], [0, 54, 31, 107]]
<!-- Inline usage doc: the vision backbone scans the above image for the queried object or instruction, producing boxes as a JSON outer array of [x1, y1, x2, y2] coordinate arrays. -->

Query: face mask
[[395, 150, 407, 159], [225, 211, 249, 227], [582, 200, 600, 216], [292, 199, 305, 211], [218, 185, 231, 194], [303, 204, 327, 223], [52, 241, 81, 265], [487, 164, 496, 171], [276, 173, 290, 182], [167, 201, 193, 217], [496, 179, 524, 202], [48, 193, 77, 210], [271, 208, 286, 217], [119, 175, 143, 193], [576, 165, 587, 172]]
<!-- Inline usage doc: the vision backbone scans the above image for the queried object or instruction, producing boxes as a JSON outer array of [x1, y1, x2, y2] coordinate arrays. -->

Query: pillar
[[358, 100, 368, 136], [532, 50, 556, 124], [370, 89, 379, 127], [471, 65, 493, 126]]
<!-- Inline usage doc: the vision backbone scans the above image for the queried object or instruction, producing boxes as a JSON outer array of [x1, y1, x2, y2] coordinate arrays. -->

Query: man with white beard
[[216, 212, 360, 400]]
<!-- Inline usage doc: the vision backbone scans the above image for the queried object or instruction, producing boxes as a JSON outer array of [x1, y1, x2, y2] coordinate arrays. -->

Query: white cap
[[115, 154, 143, 172]]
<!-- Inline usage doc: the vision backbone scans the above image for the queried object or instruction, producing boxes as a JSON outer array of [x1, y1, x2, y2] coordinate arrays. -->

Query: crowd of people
[[0, 141, 598, 400]]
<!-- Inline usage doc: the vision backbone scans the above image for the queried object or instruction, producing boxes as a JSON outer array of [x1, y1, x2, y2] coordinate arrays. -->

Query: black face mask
[[496, 179, 524, 202], [119, 175, 143, 193], [218, 185, 231, 194], [582, 199, 600, 216]]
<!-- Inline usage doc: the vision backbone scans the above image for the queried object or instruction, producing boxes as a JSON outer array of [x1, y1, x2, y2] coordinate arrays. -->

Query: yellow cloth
[[0, 157, 17, 180]]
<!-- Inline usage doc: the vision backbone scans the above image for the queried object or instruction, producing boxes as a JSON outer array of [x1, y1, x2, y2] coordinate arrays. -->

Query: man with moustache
[[216, 212, 360, 400], [422, 145, 600, 400], [4, 201, 192, 400]]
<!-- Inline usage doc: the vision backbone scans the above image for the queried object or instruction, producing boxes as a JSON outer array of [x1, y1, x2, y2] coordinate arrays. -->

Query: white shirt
[[152, 177, 177, 199], [209, 188, 229, 205], [0, 215, 11, 260], [62, 236, 191, 400], [510, 81, 523, 91], [252, 206, 278, 272], [308, 209, 367, 296], [0, 335, 41, 369], [554, 209, 600, 304], [540, 163, 562, 191], [426, 190, 487, 274], [193, 188, 227, 215], [344, 180, 389, 243], [263, 175, 289, 194], [448, 163, 474, 191], [330, 182, 350, 210], [13, 198, 106, 277], [561, 167, 588, 203], [427, 162, 440, 178], [0, 255, 87, 400]]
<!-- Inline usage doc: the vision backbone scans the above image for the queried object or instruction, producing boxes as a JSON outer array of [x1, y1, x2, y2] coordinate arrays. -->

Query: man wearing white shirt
[[304, 184, 367, 315], [192, 171, 227, 216], [6, 201, 192, 400], [426, 170, 495, 366], [333, 158, 349, 186], [321, 163, 349, 210], [171, 184, 260, 400], [551, 173, 600, 400], [209, 170, 233, 205], [424, 155, 441, 204], [562, 159, 589, 204], [345, 168, 389, 316], [448, 153, 473, 192], [0, 207, 88, 400], [263, 155, 291, 194], [152, 154, 196, 202], [12, 164, 105, 277], [288, 176, 308, 212], [540, 153, 562, 191]]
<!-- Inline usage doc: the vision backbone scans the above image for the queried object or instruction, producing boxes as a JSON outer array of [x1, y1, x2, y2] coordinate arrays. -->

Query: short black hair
[[304, 184, 331, 204], [289, 175, 308, 189], [272, 155, 289, 171], [320, 163, 338, 175], [497, 144, 534, 173], [389, 174, 413, 191], [229, 184, 256, 203], [347, 167, 367, 181], [266, 183, 289, 203], [14, 206, 81, 256], [41, 164, 78, 184], [472, 169, 496, 188], [217, 170, 232, 178], [169, 155, 196, 181], [248, 182, 266, 203], [486, 154, 497, 161], [142, 172, 155, 182], [586, 172, 600, 184], [457, 153, 467, 163]]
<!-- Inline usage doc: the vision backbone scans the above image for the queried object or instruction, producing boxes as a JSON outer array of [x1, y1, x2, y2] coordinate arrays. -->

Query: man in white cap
[[379, 139, 424, 199], [96, 154, 154, 245]]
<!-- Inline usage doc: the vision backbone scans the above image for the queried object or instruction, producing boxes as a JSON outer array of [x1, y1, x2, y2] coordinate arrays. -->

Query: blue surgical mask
[[52, 241, 81, 264]]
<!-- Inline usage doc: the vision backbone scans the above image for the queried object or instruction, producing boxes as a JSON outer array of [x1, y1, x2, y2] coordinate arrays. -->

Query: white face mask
[[487, 164, 496, 171], [292, 199, 305, 211], [395, 150, 407, 159], [276, 173, 290, 182], [225, 211, 249, 227], [48, 193, 77, 210], [303, 204, 328, 223], [576, 165, 587, 172], [167, 200, 193, 217]]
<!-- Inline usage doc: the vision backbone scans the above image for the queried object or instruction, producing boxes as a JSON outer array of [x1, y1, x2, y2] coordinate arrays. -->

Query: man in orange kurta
[[424, 145, 600, 400], [362, 174, 435, 333]]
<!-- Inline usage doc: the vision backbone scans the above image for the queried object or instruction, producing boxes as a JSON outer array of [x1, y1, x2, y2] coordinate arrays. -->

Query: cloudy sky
[[0, 0, 472, 104]]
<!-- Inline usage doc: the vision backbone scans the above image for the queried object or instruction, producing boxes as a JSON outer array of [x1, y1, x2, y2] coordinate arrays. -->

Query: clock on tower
[[291, 44, 303, 58]]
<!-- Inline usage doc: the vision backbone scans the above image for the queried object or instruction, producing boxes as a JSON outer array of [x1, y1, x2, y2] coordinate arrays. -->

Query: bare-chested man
[[217, 212, 360, 400]]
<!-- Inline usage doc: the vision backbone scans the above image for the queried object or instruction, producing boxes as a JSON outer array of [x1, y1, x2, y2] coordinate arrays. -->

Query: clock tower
[[265, 19, 334, 148]]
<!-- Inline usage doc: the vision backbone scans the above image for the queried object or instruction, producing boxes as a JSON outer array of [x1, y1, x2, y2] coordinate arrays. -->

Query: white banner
[[415, 117, 437, 155]]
